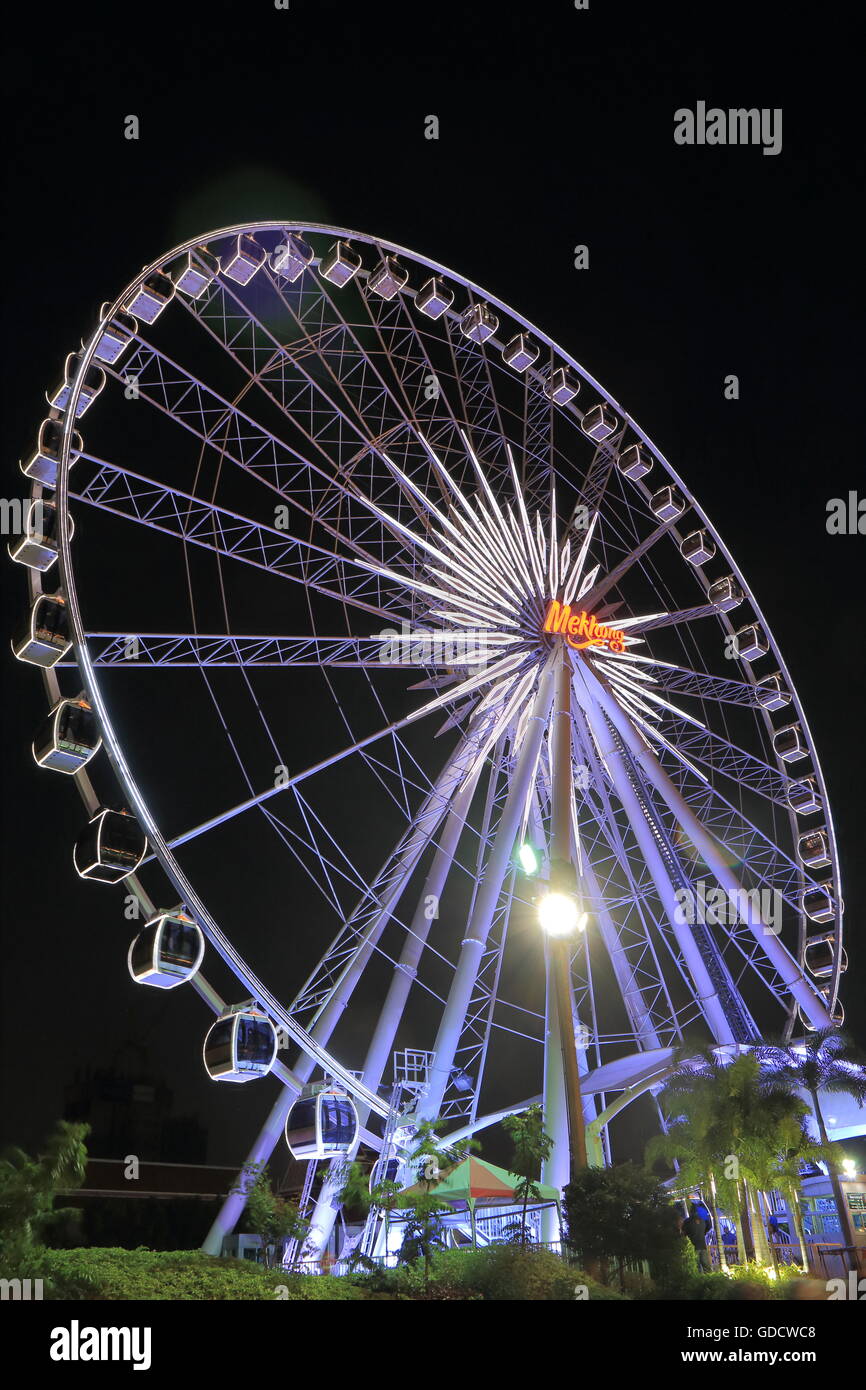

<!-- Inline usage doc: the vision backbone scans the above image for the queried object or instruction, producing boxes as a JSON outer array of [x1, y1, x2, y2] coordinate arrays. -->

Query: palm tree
[[768, 1108, 832, 1268], [647, 1051, 741, 1270], [649, 1050, 813, 1269], [732, 1079, 834, 1269], [708, 1053, 768, 1262], [756, 1029, 866, 1262]]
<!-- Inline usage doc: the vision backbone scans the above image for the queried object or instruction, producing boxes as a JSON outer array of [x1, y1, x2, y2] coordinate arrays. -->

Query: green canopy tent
[[400, 1155, 560, 1247]]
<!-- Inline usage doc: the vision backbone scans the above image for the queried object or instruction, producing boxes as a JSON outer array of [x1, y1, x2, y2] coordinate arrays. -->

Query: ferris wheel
[[10, 221, 845, 1260]]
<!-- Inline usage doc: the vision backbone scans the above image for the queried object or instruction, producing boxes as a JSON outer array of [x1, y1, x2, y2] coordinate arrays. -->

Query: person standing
[[682, 1194, 712, 1272]]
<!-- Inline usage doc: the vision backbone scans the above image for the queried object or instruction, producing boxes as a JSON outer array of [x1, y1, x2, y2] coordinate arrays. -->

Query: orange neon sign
[[543, 599, 626, 653]]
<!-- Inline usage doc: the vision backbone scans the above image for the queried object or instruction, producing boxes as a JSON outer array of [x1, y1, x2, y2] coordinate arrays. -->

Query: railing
[[707, 1242, 805, 1270], [811, 1244, 865, 1280], [278, 1237, 863, 1281], [279, 1236, 573, 1277], [706, 1241, 866, 1278]]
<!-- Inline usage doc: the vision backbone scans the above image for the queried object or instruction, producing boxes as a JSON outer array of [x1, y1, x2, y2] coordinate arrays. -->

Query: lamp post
[[539, 643, 588, 1181]]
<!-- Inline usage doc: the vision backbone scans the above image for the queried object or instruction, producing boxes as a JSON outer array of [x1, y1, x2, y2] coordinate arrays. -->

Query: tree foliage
[[563, 1162, 681, 1289], [398, 1119, 478, 1284], [502, 1104, 553, 1245], [0, 1121, 90, 1272], [756, 1028, 866, 1257], [231, 1161, 308, 1268], [647, 1049, 835, 1269]]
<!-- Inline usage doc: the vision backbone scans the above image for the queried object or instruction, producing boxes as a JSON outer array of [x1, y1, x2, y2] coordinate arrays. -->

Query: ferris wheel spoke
[[183, 269, 446, 553], [579, 520, 675, 611], [286, 719, 497, 1029], [71, 631, 514, 669], [265, 260, 463, 533], [106, 335, 439, 583], [566, 727, 689, 1049], [259, 784, 476, 996], [436, 313, 510, 477], [622, 601, 727, 634], [355, 270, 515, 516], [342, 241, 578, 514], [578, 658, 832, 1030], [637, 708, 792, 805], [107, 338, 364, 515], [601, 680, 814, 909], [580, 729, 792, 1016], [576, 762, 710, 1043], [572, 675, 750, 1043], [70, 458, 419, 622], [646, 737, 824, 917], [608, 655, 763, 708], [573, 435, 623, 518], [148, 654, 534, 859]]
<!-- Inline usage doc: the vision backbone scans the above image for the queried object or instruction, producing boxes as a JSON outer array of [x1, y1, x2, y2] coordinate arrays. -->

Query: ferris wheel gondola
[[21, 418, 83, 489], [285, 1087, 359, 1161], [73, 807, 147, 883], [32, 696, 100, 773], [128, 910, 205, 989], [12, 592, 71, 668], [368, 1156, 401, 1194], [8, 498, 74, 572], [47, 352, 105, 417], [203, 1009, 278, 1083]]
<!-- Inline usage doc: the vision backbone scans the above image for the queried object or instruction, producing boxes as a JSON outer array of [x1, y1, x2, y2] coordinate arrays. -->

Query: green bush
[[392, 1244, 625, 1301], [37, 1248, 369, 1301], [657, 1259, 806, 1302], [29, 1243, 633, 1300]]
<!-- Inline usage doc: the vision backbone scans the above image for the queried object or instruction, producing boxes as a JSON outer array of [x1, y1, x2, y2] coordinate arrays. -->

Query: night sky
[[1, 2, 863, 1175]]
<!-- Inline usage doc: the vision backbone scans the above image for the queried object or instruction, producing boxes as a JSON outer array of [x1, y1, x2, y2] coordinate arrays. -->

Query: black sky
[[1, 2, 863, 1170]]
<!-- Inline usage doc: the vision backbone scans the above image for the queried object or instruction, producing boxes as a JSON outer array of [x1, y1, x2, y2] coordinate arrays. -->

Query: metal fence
[[276, 1236, 863, 1281], [706, 1240, 864, 1279], [280, 1236, 575, 1278]]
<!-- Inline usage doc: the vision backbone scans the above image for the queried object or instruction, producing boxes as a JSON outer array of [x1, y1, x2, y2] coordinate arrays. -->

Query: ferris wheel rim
[[39, 220, 842, 1107]]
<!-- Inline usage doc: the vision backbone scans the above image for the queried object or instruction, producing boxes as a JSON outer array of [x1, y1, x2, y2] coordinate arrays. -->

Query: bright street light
[[538, 890, 586, 938]]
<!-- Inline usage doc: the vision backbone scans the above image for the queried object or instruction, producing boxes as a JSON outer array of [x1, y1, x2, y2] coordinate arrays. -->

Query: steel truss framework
[[19, 221, 845, 1260]]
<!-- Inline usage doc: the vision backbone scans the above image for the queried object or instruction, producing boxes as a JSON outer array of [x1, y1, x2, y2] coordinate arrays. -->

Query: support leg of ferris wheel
[[580, 660, 834, 1032], [570, 720, 670, 1053], [572, 671, 739, 1047], [301, 767, 481, 1260], [574, 827, 664, 1054], [417, 656, 557, 1122], [201, 727, 488, 1256], [358, 763, 482, 1109]]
